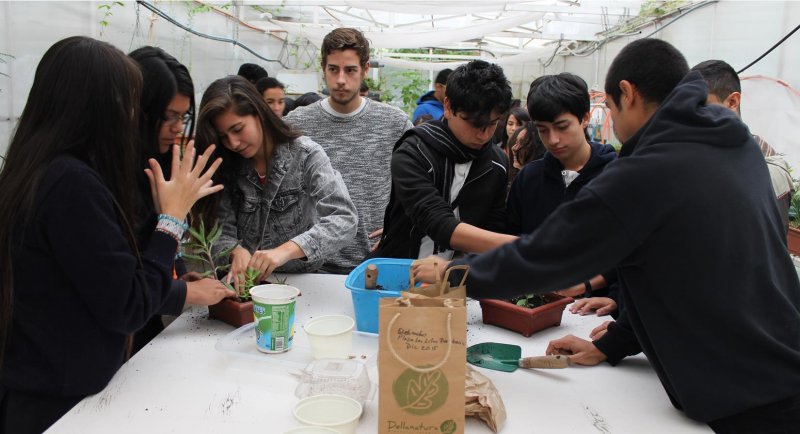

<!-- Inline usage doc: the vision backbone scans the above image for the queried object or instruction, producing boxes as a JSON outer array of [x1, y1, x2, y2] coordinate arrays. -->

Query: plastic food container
[[293, 394, 362, 434], [294, 358, 374, 405], [345, 258, 414, 333], [303, 315, 355, 359]]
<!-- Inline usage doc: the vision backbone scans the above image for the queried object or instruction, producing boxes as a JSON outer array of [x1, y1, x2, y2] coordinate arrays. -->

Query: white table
[[47, 273, 710, 433]]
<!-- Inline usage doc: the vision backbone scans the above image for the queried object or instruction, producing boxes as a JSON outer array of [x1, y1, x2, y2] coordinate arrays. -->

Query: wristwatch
[[583, 281, 592, 298]]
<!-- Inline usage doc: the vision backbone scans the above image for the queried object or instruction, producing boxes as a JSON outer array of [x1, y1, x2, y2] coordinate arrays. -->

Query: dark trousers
[[708, 394, 800, 434], [0, 386, 82, 434]]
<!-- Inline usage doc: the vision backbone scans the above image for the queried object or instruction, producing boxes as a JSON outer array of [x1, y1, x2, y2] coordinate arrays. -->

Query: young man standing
[[411, 69, 452, 124], [507, 73, 616, 235], [376, 60, 516, 259], [507, 73, 617, 301], [427, 39, 800, 430], [691, 59, 794, 231], [283, 28, 412, 273]]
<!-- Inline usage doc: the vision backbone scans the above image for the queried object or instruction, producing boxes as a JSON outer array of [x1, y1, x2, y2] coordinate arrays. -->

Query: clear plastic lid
[[294, 359, 373, 405]]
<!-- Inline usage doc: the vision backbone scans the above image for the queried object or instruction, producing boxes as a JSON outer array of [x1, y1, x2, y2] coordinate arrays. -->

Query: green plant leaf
[[187, 226, 204, 244], [217, 244, 237, 259], [208, 222, 222, 245], [181, 253, 205, 262]]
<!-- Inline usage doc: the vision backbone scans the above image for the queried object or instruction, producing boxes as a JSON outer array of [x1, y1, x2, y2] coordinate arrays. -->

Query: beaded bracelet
[[158, 214, 189, 230], [156, 214, 188, 242]]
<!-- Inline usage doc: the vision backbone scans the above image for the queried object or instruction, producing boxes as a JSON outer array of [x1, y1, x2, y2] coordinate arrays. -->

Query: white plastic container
[[250, 284, 300, 353], [283, 426, 339, 434], [294, 358, 373, 405], [303, 315, 354, 359], [293, 394, 362, 434]]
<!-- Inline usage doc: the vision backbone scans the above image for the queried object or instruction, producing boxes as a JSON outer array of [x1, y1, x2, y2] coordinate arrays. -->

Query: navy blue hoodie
[[451, 72, 800, 422], [507, 141, 617, 235]]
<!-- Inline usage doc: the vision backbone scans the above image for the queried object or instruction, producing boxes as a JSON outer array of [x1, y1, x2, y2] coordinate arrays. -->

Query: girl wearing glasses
[[128, 46, 231, 354]]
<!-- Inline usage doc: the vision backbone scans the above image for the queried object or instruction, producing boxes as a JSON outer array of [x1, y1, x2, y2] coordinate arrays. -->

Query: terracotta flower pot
[[479, 293, 573, 337], [208, 298, 253, 327], [787, 227, 800, 256]]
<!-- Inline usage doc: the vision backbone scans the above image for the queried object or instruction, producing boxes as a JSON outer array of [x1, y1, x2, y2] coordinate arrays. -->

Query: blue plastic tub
[[345, 258, 414, 333]]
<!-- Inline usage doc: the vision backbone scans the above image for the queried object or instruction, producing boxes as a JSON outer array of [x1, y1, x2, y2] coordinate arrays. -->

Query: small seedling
[[232, 267, 261, 302], [510, 293, 548, 309]]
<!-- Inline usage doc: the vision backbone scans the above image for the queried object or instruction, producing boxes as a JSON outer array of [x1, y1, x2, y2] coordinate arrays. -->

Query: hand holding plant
[[183, 219, 291, 303], [182, 219, 236, 292], [185, 278, 234, 305]]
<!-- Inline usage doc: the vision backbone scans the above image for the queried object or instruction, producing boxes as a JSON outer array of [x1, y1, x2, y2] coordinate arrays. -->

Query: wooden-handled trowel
[[467, 342, 570, 372]]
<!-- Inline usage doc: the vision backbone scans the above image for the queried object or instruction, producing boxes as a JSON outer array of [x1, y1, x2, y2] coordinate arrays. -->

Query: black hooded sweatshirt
[[375, 120, 508, 259], [451, 72, 800, 422]]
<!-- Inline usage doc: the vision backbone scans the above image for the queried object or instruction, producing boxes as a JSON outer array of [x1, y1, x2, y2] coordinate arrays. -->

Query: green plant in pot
[[511, 293, 549, 309], [182, 220, 260, 326], [479, 291, 573, 337]]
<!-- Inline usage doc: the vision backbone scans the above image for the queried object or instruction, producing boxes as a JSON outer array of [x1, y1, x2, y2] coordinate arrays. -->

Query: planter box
[[208, 298, 253, 327], [479, 293, 573, 337], [788, 227, 800, 256]]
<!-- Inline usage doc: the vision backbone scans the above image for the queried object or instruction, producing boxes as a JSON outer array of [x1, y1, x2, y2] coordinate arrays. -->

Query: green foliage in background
[[97, 1, 124, 37], [363, 76, 392, 103], [384, 70, 429, 117], [618, 0, 688, 33], [789, 189, 800, 229]]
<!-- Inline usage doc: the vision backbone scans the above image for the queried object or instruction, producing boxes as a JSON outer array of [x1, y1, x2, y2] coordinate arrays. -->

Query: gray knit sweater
[[284, 98, 412, 270]]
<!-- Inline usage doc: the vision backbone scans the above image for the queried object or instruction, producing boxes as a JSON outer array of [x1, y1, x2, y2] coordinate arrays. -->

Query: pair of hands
[[569, 297, 618, 316], [227, 245, 295, 289], [143, 141, 223, 220], [546, 321, 612, 365]]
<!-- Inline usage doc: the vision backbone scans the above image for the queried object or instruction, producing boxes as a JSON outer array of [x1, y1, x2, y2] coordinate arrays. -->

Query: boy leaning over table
[[414, 38, 800, 433]]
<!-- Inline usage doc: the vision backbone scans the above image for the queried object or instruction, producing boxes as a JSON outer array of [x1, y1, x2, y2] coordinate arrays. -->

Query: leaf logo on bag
[[393, 367, 449, 415]]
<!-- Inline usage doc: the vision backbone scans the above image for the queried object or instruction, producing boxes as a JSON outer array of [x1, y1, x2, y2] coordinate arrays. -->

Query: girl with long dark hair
[[128, 46, 230, 353], [0, 36, 222, 433], [195, 76, 357, 288]]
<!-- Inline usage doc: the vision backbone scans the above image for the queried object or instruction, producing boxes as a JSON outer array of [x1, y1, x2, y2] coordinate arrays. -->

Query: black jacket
[[1, 156, 177, 398], [507, 141, 617, 235], [451, 73, 800, 422], [376, 120, 508, 258]]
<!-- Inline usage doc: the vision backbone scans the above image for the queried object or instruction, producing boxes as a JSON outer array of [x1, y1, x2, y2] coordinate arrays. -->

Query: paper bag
[[378, 295, 467, 434], [407, 258, 468, 299], [465, 364, 507, 432]]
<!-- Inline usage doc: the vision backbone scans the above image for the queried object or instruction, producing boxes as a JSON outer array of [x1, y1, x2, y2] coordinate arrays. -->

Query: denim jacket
[[212, 136, 357, 273]]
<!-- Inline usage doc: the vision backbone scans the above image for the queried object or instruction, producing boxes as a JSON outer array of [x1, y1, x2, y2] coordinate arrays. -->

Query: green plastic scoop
[[466, 342, 570, 372]]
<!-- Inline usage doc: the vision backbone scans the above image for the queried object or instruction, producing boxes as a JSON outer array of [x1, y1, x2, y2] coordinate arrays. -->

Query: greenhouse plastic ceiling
[[236, 0, 708, 68]]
